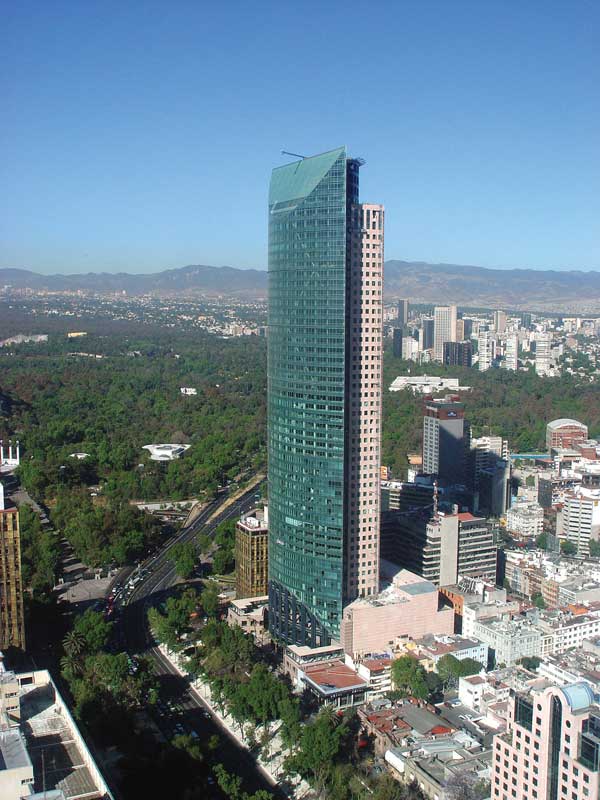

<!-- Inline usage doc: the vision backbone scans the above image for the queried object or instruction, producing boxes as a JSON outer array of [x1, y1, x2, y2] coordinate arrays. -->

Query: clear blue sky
[[1, 0, 599, 274]]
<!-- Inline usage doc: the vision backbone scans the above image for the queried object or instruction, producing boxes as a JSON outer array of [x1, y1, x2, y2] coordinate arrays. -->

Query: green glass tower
[[268, 147, 384, 645]]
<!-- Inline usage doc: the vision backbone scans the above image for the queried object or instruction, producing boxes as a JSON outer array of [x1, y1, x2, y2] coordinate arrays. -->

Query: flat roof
[[0, 730, 31, 771], [303, 661, 367, 692]]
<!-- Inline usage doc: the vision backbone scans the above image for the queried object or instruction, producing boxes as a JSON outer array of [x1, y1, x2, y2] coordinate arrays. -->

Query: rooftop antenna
[[433, 480, 439, 520], [281, 150, 307, 160]]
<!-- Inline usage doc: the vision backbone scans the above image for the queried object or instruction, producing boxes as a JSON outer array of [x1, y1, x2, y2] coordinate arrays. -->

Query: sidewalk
[[158, 643, 312, 799]]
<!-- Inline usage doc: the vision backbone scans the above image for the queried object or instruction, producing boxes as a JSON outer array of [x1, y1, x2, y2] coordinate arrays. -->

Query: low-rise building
[[340, 568, 454, 658], [407, 634, 489, 671], [226, 595, 268, 643]]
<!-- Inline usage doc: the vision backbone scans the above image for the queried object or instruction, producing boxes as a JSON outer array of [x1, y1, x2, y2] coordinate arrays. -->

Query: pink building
[[492, 681, 600, 800], [339, 569, 454, 657], [345, 202, 384, 599]]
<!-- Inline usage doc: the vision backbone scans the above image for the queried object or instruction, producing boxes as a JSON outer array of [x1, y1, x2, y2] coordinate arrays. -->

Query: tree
[[561, 539, 577, 556], [536, 532, 548, 550], [391, 656, 429, 700], [532, 593, 546, 609], [590, 540, 600, 558], [519, 656, 541, 671], [170, 541, 196, 579], [285, 708, 349, 788], [72, 609, 112, 654], [200, 583, 220, 617], [444, 772, 490, 800]]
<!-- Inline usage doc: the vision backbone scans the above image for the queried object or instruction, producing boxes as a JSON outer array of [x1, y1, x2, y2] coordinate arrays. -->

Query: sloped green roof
[[269, 146, 345, 210]]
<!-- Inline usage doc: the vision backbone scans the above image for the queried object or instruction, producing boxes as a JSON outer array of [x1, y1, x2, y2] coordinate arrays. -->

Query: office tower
[[470, 435, 509, 477], [443, 340, 473, 368], [520, 311, 532, 329], [492, 682, 600, 800], [478, 330, 496, 371], [422, 317, 435, 351], [455, 318, 465, 341], [546, 418, 588, 451], [235, 507, 269, 598], [535, 332, 552, 376], [0, 483, 25, 650], [397, 299, 409, 326], [492, 310, 507, 333], [392, 327, 403, 358], [504, 334, 518, 370], [382, 510, 497, 586], [462, 318, 473, 340], [422, 396, 466, 483], [268, 147, 383, 646], [433, 305, 457, 361]]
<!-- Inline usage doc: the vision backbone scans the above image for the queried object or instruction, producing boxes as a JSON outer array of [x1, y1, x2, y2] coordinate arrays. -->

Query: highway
[[111, 481, 279, 797]]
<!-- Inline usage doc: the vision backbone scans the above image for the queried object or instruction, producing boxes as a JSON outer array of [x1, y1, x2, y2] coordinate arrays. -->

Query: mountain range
[[2, 261, 599, 311]]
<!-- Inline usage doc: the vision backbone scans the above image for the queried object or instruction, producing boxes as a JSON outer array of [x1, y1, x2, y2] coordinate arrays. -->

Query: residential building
[[504, 334, 518, 371], [397, 299, 409, 326], [0, 484, 25, 651], [235, 507, 268, 598], [227, 595, 269, 643], [478, 330, 496, 371], [0, 661, 112, 800], [443, 340, 473, 367], [339, 569, 454, 658], [459, 672, 511, 713], [492, 682, 600, 800], [556, 486, 600, 555], [470, 435, 509, 483], [408, 634, 489, 670], [455, 317, 465, 341], [433, 305, 457, 361], [546, 418, 588, 451], [268, 148, 383, 645], [535, 332, 553, 376], [471, 616, 544, 666], [422, 395, 466, 482], [506, 502, 545, 540]]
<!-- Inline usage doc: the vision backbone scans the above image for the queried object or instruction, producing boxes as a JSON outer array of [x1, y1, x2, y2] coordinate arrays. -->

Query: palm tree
[[63, 629, 85, 658]]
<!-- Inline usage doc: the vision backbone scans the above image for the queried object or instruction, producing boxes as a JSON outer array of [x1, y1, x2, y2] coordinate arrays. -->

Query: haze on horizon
[[2, 1, 599, 276]]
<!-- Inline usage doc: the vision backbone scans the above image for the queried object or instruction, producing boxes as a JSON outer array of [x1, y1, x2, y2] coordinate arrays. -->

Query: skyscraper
[[267, 147, 383, 646], [492, 310, 507, 333], [397, 299, 409, 326], [535, 332, 552, 376], [392, 327, 403, 358], [422, 396, 466, 483], [478, 330, 496, 371], [504, 334, 518, 370], [443, 340, 473, 367], [0, 482, 25, 651], [433, 305, 457, 361]]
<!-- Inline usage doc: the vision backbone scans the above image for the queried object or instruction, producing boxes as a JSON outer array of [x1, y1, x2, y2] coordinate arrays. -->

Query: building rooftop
[[303, 661, 367, 693], [0, 729, 30, 771], [547, 418, 587, 430]]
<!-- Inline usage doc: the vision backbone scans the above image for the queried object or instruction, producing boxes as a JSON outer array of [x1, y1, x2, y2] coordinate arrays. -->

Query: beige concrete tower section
[[345, 203, 384, 599]]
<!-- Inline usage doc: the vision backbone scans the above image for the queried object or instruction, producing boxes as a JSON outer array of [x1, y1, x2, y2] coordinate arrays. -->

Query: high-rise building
[[433, 305, 457, 361], [422, 396, 466, 483], [520, 311, 532, 329], [381, 510, 497, 587], [477, 330, 496, 371], [443, 340, 473, 367], [392, 327, 403, 358], [455, 318, 465, 341], [504, 334, 518, 370], [422, 317, 435, 351], [556, 486, 600, 556], [492, 310, 507, 333], [267, 147, 383, 646], [235, 507, 269, 599], [535, 332, 552, 376], [492, 682, 600, 800], [0, 482, 25, 651], [397, 299, 409, 326], [462, 318, 473, 340]]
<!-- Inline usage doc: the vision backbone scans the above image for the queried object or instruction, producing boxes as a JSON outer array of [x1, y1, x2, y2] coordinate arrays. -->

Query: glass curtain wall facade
[[268, 148, 349, 645], [268, 146, 386, 646]]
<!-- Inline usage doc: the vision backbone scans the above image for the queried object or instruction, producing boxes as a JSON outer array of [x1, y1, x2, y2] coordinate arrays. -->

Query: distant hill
[[2, 261, 599, 311]]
